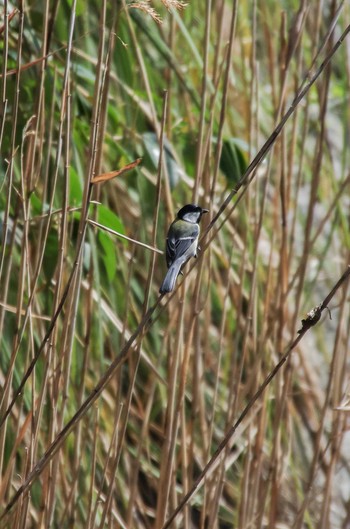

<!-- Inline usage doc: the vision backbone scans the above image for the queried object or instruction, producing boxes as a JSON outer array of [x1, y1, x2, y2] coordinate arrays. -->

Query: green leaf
[[96, 205, 125, 235], [66, 0, 85, 16], [30, 192, 45, 215], [69, 166, 83, 205], [219, 138, 249, 186], [143, 132, 182, 190], [43, 230, 59, 282], [98, 231, 117, 282], [75, 63, 97, 85]]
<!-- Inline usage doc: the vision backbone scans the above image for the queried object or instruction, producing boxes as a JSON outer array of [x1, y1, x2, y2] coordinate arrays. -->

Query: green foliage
[[219, 137, 249, 186], [143, 132, 182, 189]]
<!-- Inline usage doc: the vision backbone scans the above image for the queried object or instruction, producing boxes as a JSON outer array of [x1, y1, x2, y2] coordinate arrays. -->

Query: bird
[[159, 204, 208, 294]]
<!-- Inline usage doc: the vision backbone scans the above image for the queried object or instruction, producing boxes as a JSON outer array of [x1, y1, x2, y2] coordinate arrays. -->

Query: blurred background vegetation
[[0, 0, 350, 528]]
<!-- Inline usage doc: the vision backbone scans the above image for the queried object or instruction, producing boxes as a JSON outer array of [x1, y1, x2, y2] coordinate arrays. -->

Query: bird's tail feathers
[[159, 260, 183, 294]]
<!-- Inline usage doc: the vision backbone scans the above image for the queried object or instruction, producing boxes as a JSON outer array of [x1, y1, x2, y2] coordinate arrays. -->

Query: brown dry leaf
[[91, 158, 142, 184]]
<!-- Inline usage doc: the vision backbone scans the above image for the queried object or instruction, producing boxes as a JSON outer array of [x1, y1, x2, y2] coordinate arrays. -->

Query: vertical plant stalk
[[203, 248, 234, 527], [0, 0, 9, 154], [209, 0, 238, 203], [154, 298, 186, 528], [318, 264, 349, 529], [88, 405, 122, 528], [291, 15, 334, 335], [192, 0, 211, 203], [0, 4, 25, 478], [44, 65, 74, 529], [96, 406, 124, 529]]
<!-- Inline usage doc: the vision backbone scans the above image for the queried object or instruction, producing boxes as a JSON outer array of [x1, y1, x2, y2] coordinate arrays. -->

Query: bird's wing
[[166, 222, 199, 267]]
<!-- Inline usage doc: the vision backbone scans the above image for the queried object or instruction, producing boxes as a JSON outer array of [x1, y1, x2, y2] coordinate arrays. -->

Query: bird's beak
[[202, 208, 209, 213]]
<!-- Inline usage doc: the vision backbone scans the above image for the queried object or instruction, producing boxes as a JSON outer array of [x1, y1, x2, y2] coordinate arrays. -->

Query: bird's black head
[[177, 204, 209, 224]]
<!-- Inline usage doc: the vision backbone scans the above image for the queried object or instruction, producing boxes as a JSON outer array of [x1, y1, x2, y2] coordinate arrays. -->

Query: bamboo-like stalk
[[192, 0, 211, 203], [0, 0, 9, 154], [0, 3, 25, 480]]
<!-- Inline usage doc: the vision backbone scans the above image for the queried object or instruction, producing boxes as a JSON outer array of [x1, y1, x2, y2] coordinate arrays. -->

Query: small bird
[[159, 204, 209, 294]]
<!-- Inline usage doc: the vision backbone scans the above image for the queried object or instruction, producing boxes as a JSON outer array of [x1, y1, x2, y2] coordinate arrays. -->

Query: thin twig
[[87, 219, 163, 254]]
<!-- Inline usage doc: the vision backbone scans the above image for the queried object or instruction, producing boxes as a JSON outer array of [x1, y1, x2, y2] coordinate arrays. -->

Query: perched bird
[[159, 204, 208, 294]]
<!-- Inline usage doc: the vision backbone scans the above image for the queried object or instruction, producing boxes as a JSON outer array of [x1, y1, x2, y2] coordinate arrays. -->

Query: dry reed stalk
[[192, 0, 211, 204], [209, 0, 238, 204], [0, 8, 25, 499]]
